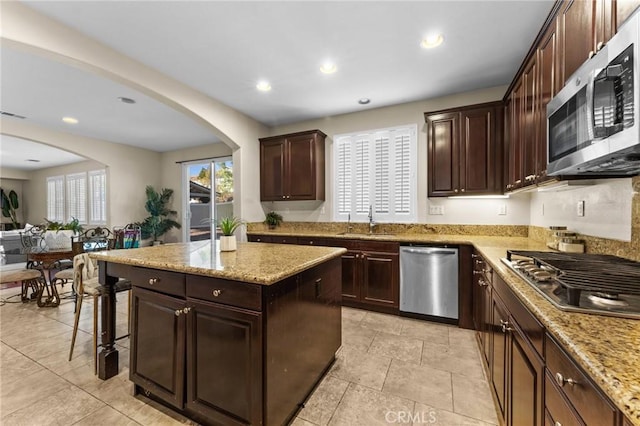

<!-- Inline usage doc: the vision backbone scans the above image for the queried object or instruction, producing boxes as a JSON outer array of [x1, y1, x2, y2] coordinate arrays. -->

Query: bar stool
[[0, 269, 43, 302]]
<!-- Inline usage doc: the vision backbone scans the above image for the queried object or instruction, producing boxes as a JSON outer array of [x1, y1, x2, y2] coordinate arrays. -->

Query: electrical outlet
[[428, 205, 444, 215], [498, 204, 507, 215], [577, 200, 585, 217], [320, 206, 325, 214]]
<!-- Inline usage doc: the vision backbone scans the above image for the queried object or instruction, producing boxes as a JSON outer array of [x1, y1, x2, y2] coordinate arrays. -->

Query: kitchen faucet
[[346, 213, 353, 233], [368, 205, 376, 233]]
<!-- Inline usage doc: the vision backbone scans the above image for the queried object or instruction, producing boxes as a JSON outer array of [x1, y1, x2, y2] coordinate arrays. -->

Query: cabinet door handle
[[282, 196, 286, 199], [212, 289, 223, 297], [588, 50, 595, 59], [183, 307, 191, 314], [555, 372, 578, 387], [554, 422, 562, 426], [315, 278, 322, 298], [461, 188, 465, 192], [149, 278, 159, 285], [478, 277, 489, 287], [500, 319, 513, 333], [597, 41, 604, 51], [454, 189, 459, 193], [175, 309, 182, 316]]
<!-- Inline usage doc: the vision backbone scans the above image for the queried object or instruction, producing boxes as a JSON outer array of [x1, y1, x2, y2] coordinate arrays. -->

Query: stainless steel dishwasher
[[399, 246, 459, 321]]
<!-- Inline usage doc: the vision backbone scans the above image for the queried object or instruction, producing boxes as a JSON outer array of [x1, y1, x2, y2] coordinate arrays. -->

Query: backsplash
[[247, 221, 529, 237]]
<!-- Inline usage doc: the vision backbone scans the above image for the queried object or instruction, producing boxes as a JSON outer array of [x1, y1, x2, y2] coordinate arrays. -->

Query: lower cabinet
[[128, 258, 341, 426], [475, 256, 624, 426]]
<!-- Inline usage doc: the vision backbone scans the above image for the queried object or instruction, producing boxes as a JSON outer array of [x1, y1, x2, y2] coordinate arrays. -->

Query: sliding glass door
[[182, 157, 233, 242]]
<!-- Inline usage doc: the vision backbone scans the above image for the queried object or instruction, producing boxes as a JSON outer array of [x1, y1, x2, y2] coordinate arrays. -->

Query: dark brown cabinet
[[259, 130, 326, 201], [130, 287, 186, 410], [125, 258, 342, 426], [324, 238, 400, 312], [185, 298, 263, 425], [425, 102, 503, 197], [472, 252, 492, 366], [559, 0, 597, 85]]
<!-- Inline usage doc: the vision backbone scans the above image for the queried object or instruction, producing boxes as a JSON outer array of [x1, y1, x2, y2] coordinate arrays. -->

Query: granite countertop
[[249, 229, 640, 425], [89, 240, 346, 285]]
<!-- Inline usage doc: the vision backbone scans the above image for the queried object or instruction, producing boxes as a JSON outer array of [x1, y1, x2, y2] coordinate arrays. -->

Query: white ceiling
[[0, 134, 85, 170], [1, 0, 554, 169]]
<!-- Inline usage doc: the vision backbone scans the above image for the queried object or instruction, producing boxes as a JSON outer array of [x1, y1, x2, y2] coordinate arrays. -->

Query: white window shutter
[[46, 176, 65, 222], [66, 172, 87, 223], [333, 124, 417, 222], [374, 132, 390, 214], [89, 169, 107, 224]]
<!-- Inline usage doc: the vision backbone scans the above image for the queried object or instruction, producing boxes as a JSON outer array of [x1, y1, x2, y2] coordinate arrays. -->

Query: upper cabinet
[[504, 0, 640, 193], [425, 102, 503, 197], [259, 130, 326, 201]]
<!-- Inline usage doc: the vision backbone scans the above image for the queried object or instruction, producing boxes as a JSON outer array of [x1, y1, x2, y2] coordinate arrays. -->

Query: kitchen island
[[90, 240, 346, 426]]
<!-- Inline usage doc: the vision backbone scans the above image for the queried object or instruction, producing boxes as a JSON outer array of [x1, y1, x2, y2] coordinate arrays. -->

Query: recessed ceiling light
[[26, 159, 41, 163], [62, 116, 78, 124], [320, 62, 337, 74], [256, 81, 272, 92], [117, 96, 136, 104], [421, 34, 444, 49], [358, 98, 371, 105]]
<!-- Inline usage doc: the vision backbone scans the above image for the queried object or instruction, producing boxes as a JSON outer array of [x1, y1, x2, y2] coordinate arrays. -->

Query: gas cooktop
[[501, 250, 640, 319]]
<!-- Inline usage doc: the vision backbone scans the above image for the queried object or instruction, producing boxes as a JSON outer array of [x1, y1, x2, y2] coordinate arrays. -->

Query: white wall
[[265, 85, 529, 226], [529, 178, 634, 241]]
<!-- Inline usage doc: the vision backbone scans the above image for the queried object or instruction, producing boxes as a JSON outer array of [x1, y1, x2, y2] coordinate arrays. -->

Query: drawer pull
[[500, 319, 514, 333], [478, 277, 489, 287], [555, 372, 578, 387], [473, 268, 491, 275], [148, 278, 160, 285], [212, 289, 223, 297]]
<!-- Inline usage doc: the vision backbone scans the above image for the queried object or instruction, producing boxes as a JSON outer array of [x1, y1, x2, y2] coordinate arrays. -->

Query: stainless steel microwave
[[546, 10, 640, 176]]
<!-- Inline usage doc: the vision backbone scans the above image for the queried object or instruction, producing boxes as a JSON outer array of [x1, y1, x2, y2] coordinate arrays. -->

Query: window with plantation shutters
[[89, 170, 107, 224], [334, 125, 417, 222], [46, 176, 65, 222], [66, 172, 87, 223], [45, 169, 107, 225]]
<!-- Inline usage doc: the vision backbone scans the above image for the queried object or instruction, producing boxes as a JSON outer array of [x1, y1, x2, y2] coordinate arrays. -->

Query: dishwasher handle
[[401, 247, 457, 256]]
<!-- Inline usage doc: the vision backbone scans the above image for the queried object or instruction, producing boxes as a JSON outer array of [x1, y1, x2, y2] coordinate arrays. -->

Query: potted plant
[[1, 189, 20, 230], [264, 211, 283, 230], [42, 217, 84, 249], [138, 185, 181, 245], [218, 216, 243, 252]]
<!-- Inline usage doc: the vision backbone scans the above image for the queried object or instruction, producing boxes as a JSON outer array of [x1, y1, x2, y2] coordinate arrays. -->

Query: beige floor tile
[[298, 375, 349, 426], [72, 405, 139, 426], [329, 346, 391, 390], [329, 383, 415, 426], [452, 373, 499, 424], [291, 417, 318, 426], [341, 307, 366, 323], [360, 311, 404, 335], [341, 321, 377, 352], [1, 385, 105, 425], [400, 318, 451, 345], [449, 327, 480, 349], [382, 359, 453, 411], [368, 332, 423, 364], [421, 342, 484, 379], [0, 343, 44, 386], [0, 369, 69, 418], [413, 402, 497, 426]]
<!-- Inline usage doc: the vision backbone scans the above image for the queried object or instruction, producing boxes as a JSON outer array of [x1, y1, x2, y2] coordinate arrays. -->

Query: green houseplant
[[138, 185, 181, 244], [264, 211, 283, 230], [1, 189, 20, 230], [218, 216, 243, 252]]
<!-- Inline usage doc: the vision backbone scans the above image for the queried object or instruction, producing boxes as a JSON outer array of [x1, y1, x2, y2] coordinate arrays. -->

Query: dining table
[[25, 247, 76, 307]]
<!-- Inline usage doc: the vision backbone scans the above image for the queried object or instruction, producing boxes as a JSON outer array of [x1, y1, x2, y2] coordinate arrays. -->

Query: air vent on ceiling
[[0, 111, 26, 119]]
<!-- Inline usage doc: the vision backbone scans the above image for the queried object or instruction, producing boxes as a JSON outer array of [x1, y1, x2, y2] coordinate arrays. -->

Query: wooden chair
[[53, 227, 111, 290], [68, 252, 131, 374]]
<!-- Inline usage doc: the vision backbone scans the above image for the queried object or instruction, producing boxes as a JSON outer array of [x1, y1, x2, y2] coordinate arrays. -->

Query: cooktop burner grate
[[506, 250, 640, 307]]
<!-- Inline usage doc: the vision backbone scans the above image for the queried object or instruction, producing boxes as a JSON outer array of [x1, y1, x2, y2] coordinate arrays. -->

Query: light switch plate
[[577, 200, 585, 217], [498, 204, 507, 215]]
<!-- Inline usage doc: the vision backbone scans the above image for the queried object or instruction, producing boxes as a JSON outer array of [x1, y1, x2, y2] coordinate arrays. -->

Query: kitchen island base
[[113, 256, 342, 426]]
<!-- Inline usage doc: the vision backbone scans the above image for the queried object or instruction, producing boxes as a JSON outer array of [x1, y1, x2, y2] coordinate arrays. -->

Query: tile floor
[[0, 282, 498, 425]]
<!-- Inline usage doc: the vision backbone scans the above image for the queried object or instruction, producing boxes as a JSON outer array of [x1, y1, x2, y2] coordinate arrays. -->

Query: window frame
[[333, 124, 418, 223], [46, 169, 107, 226]]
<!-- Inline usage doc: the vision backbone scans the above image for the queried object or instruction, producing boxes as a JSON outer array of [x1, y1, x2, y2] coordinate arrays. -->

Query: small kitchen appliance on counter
[[502, 250, 640, 319]]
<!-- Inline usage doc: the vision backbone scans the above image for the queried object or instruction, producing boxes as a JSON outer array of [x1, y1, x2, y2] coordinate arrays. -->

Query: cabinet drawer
[[359, 240, 399, 253], [323, 238, 360, 251], [187, 275, 262, 311], [248, 234, 272, 243], [131, 267, 185, 297], [545, 372, 584, 426], [473, 253, 493, 284], [545, 334, 618, 426], [271, 236, 298, 244]]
